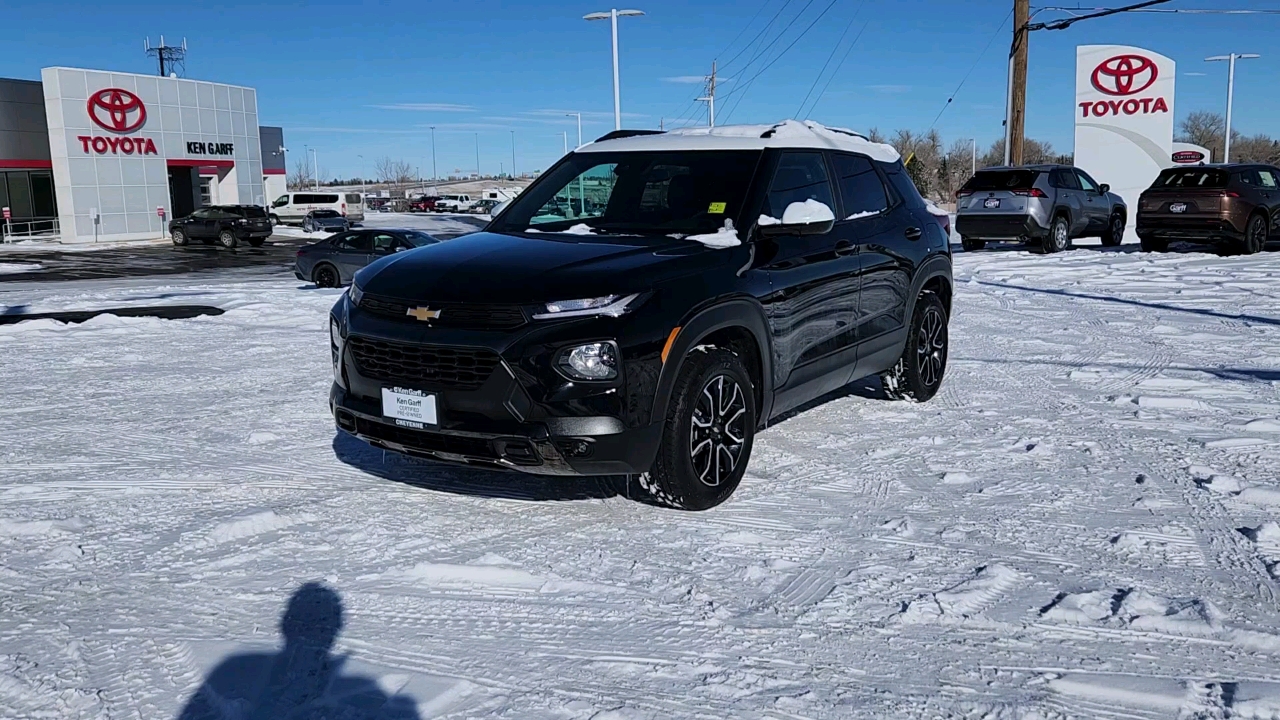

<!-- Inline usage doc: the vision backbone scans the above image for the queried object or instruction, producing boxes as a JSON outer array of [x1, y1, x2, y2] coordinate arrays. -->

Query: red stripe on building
[[167, 159, 234, 169], [263, 168, 286, 175], [0, 159, 53, 169]]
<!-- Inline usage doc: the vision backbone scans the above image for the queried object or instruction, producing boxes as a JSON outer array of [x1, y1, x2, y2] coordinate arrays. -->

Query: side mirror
[[757, 199, 836, 237], [1099, 183, 1110, 194]]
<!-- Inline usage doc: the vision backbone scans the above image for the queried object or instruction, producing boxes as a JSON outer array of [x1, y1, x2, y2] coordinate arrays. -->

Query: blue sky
[[4, 0, 1278, 179]]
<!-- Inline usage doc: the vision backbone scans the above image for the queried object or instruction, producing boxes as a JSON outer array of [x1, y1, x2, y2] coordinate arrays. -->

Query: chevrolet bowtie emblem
[[406, 307, 442, 322]]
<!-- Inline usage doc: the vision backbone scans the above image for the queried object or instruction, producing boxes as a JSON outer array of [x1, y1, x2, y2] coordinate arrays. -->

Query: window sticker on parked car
[[708, 202, 727, 214]]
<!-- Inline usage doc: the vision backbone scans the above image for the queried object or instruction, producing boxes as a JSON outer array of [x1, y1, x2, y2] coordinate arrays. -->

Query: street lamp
[[429, 126, 437, 184], [583, 9, 645, 131], [309, 147, 319, 190], [562, 131, 569, 155], [510, 130, 516, 178], [1205, 53, 1260, 163], [356, 154, 366, 198], [565, 112, 582, 148]]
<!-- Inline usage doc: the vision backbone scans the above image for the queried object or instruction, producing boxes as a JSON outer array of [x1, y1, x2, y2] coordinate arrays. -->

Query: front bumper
[[331, 384, 660, 476], [955, 213, 1048, 241]]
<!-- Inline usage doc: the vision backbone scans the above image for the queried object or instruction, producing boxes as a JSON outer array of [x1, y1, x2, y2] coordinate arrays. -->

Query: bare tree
[[891, 129, 943, 200], [288, 158, 313, 190], [375, 157, 416, 184], [1177, 111, 1226, 161], [1232, 133, 1280, 165], [941, 139, 976, 200], [979, 137, 1062, 168]]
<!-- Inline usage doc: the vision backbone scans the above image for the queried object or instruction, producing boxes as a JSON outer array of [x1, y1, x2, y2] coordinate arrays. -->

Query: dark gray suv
[[956, 165, 1127, 253]]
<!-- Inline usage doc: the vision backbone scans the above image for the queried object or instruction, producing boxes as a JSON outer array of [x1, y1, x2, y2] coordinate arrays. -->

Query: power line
[[1026, 0, 1172, 31], [927, 8, 1014, 130], [721, 0, 841, 123], [804, 21, 869, 119], [1034, 5, 1280, 15], [793, 1, 866, 119], [713, 0, 775, 66], [722, 0, 817, 92], [720, 0, 799, 74]]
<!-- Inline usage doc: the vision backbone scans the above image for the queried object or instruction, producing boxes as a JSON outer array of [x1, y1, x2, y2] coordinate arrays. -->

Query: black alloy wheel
[[313, 264, 339, 288], [1102, 214, 1125, 247], [1244, 214, 1267, 255], [882, 291, 948, 402], [689, 374, 749, 488]]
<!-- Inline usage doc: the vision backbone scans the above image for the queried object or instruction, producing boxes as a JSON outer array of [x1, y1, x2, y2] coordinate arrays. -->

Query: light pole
[[566, 112, 585, 213], [1206, 53, 1260, 163], [510, 130, 516, 178], [562, 131, 569, 155], [474, 133, 480, 179], [356, 154, 366, 200], [566, 112, 582, 148], [429, 126, 438, 184], [971, 138, 976, 177], [584, 9, 645, 130], [309, 147, 319, 190]]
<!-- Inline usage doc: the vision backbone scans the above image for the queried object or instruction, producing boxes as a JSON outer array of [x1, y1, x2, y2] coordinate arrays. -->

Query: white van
[[270, 192, 364, 226]]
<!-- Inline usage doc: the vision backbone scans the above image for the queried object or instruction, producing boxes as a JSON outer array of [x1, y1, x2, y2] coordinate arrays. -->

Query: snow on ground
[[0, 262, 42, 274], [2, 246, 1280, 717]]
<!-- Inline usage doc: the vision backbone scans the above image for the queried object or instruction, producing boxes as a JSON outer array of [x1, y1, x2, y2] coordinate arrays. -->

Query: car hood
[[354, 230, 733, 303]]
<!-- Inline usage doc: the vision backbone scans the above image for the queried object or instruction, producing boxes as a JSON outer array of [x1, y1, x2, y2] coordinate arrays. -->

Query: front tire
[[960, 236, 985, 252], [643, 348, 756, 511], [882, 291, 948, 402], [1042, 215, 1070, 254], [313, 263, 340, 288], [1139, 233, 1168, 253], [1102, 213, 1125, 247], [171, 229, 188, 246], [218, 230, 238, 249]]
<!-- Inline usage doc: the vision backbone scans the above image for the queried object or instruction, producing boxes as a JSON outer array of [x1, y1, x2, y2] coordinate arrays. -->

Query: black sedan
[[303, 209, 351, 234], [294, 228, 440, 287], [170, 205, 273, 249]]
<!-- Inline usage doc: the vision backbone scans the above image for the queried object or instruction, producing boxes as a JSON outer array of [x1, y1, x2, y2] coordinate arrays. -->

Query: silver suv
[[955, 165, 1127, 253]]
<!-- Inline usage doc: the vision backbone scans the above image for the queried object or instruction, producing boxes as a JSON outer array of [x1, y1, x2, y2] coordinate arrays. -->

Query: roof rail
[[593, 129, 666, 143]]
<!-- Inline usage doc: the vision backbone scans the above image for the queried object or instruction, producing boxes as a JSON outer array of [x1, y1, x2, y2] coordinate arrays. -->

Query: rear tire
[[642, 348, 756, 511], [171, 229, 188, 246], [269, 214, 279, 226], [881, 291, 948, 402], [1139, 233, 1168, 253], [218, 230, 238, 249], [1101, 213, 1125, 247], [960, 236, 985, 252], [1242, 213, 1267, 255], [313, 263, 340, 289], [1042, 215, 1070, 254]]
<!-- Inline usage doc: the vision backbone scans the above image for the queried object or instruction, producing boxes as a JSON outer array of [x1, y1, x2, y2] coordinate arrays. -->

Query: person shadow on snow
[[176, 582, 421, 720]]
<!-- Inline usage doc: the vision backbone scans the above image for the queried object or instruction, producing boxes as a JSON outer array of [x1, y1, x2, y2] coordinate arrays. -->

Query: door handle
[[904, 226, 922, 241], [835, 240, 855, 256]]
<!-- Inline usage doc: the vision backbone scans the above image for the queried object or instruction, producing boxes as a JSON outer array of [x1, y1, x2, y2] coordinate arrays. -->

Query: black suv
[[171, 205, 273, 248], [328, 121, 953, 509]]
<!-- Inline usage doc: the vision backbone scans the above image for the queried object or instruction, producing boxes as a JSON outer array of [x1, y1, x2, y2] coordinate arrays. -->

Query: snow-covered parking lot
[[3, 245, 1280, 718]]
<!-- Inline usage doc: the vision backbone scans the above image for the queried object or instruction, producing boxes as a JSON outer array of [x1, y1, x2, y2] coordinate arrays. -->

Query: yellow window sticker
[[708, 202, 727, 214]]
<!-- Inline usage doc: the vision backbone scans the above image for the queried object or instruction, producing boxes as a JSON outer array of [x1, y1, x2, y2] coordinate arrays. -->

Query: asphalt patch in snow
[[0, 304, 223, 325]]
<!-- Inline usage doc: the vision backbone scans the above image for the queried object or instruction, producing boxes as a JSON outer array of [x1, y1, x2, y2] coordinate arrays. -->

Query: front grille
[[359, 294, 527, 330], [355, 417, 497, 459], [348, 336, 500, 390]]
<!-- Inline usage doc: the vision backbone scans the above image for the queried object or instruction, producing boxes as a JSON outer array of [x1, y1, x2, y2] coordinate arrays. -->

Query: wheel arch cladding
[[650, 299, 774, 431], [906, 256, 954, 319]]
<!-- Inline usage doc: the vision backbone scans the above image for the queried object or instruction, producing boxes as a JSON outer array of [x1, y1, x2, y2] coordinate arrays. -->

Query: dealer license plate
[[984, 198, 1001, 209], [381, 387, 437, 428], [1169, 202, 1187, 213]]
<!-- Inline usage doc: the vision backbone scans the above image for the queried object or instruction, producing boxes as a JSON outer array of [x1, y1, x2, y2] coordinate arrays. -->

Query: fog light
[[557, 342, 618, 380]]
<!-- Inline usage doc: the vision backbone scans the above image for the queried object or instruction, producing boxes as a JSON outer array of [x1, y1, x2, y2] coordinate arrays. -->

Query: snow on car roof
[[577, 119, 901, 163]]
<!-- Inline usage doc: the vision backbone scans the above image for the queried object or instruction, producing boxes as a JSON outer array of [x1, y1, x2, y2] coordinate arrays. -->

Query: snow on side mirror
[[758, 199, 836, 237]]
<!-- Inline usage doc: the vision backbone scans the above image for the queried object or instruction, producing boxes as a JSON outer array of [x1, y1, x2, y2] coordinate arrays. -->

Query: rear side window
[[1152, 169, 1228, 188], [345, 194, 362, 204], [1260, 169, 1279, 188], [1050, 169, 1079, 189], [335, 232, 371, 251], [882, 162, 925, 208], [832, 154, 889, 218], [962, 170, 1040, 192], [239, 206, 267, 218], [765, 152, 835, 218]]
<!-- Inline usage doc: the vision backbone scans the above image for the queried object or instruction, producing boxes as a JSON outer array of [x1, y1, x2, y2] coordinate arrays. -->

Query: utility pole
[[971, 138, 977, 177], [697, 60, 717, 127], [1005, 0, 1030, 166], [510, 130, 516, 178], [145, 36, 187, 77]]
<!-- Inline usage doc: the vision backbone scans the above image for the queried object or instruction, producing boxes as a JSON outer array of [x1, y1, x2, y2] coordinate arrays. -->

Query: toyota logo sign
[[87, 88, 147, 133], [1091, 54, 1158, 97]]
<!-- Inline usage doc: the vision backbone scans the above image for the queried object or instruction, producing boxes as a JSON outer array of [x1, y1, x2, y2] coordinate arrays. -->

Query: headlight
[[347, 282, 364, 306], [557, 342, 619, 381], [533, 293, 640, 320]]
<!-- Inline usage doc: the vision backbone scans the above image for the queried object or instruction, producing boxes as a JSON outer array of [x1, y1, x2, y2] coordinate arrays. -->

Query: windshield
[[312, 210, 341, 218], [493, 150, 763, 237], [403, 231, 437, 247], [1152, 168, 1228, 189], [962, 169, 1041, 191]]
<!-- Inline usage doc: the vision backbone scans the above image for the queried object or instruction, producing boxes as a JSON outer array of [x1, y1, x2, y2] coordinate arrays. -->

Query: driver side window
[[765, 152, 835, 220], [272, 196, 289, 207], [1075, 171, 1099, 193], [334, 232, 371, 252]]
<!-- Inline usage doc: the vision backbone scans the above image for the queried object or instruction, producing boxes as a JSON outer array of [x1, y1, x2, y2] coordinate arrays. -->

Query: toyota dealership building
[[0, 66, 285, 243]]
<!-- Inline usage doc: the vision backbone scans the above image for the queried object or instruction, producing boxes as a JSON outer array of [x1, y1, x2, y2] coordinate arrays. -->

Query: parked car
[[296, 229, 439, 288], [1136, 164, 1280, 254], [408, 196, 440, 213], [470, 199, 501, 214], [434, 194, 475, 212], [170, 205, 273, 249], [328, 120, 953, 510], [955, 165, 1127, 253], [270, 192, 365, 226], [303, 209, 350, 234]]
